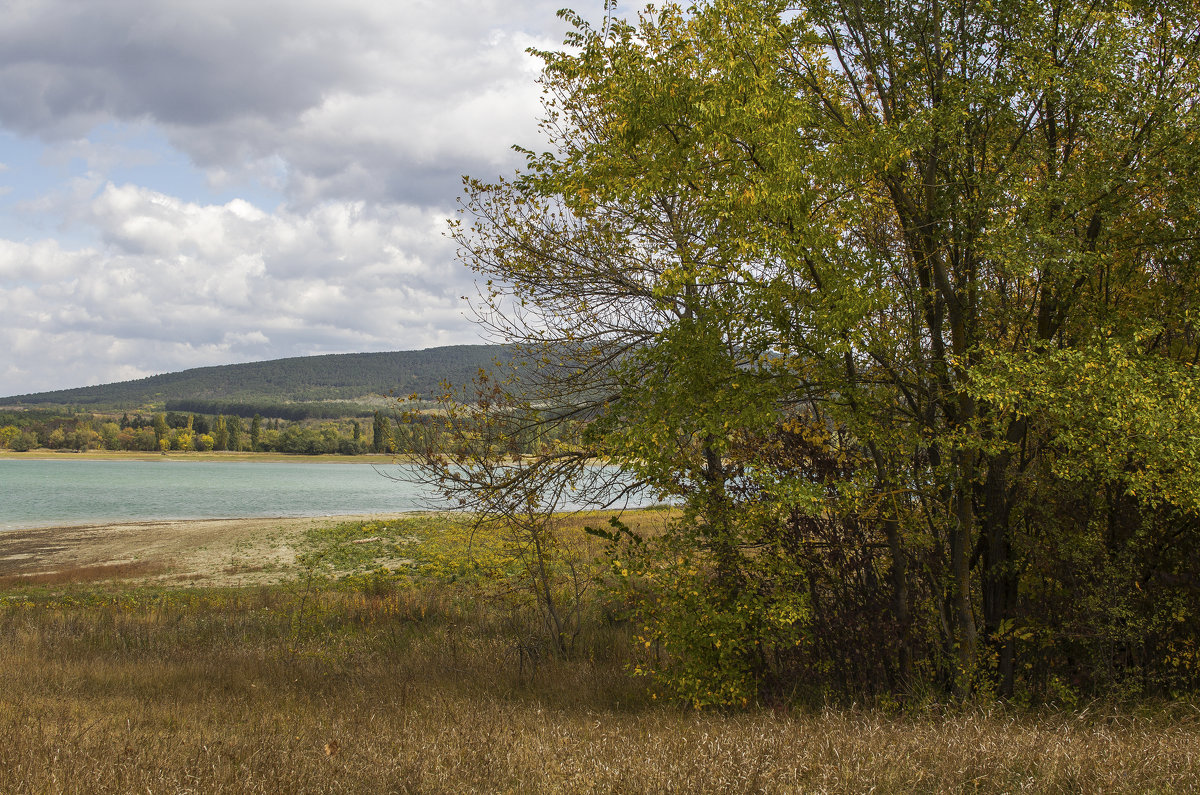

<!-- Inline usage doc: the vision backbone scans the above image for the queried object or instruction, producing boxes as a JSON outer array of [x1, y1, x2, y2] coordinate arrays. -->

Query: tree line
[[165, 398, 386, 422], [0, 409, 450, 456]]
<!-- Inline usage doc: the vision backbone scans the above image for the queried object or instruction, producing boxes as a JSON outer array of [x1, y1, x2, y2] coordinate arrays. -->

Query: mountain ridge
[[0, 345, 514, 411]]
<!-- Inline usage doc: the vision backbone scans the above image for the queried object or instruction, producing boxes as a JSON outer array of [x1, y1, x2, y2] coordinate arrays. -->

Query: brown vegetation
[[0, 560, 166, 588], [1, 514, 1198, 792]]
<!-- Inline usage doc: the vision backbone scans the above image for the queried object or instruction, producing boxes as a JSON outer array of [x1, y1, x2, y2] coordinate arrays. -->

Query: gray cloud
[[0, 0, 566, 206], [0, 1, 354, 133], [0, 0, 586, 395]]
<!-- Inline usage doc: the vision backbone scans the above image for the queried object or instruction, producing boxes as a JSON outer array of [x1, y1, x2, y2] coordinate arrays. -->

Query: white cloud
[[0, 183, 485, 393], [0, 0, 592, 395]]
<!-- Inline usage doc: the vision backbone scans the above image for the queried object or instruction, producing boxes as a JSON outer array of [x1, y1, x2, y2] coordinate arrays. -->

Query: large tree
[[440, 0, 1200, 702]]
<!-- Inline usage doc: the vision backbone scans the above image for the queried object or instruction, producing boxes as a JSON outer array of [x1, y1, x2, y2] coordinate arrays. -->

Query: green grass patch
[[297, 515, 533, 587]]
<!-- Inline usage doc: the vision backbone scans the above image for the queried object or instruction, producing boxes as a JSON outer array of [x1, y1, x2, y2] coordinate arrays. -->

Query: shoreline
[[0, 449, 408, 464], [0, 513, 417, 587], [0, 511, 421, 534]]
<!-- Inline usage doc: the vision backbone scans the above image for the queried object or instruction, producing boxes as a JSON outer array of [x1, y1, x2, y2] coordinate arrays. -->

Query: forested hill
[[0, 345, 514, 413]]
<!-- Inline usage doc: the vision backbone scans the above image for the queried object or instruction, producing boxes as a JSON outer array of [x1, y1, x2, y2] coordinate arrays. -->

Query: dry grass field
[[2, 512, 1199, 793]]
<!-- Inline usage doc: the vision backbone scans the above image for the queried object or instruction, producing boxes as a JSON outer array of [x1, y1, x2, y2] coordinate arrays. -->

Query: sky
[[0, 0, 603, 396]]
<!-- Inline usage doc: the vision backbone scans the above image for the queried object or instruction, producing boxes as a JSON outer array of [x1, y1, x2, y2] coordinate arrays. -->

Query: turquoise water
[[0, 459, 438, 530]]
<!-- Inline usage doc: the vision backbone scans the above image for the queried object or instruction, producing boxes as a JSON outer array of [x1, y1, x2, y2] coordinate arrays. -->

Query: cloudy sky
[[0, 0, 601, 396]]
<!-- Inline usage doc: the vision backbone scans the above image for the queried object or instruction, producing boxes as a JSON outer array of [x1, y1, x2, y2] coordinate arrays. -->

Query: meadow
[[1, 512, 1198, 793]]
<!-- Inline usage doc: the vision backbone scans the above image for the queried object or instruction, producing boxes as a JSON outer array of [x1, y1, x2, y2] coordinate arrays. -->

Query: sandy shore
[[0, 514, 411, 588], [0, 449, 407, 464]]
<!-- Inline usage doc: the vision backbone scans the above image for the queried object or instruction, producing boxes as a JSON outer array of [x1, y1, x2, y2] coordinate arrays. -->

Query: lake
[[0, 458, 439, 531], [0, 458, 652, 531]]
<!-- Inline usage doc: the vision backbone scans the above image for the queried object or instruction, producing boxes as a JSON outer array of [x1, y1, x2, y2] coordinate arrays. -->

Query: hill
[[0, 345, 515, 417]]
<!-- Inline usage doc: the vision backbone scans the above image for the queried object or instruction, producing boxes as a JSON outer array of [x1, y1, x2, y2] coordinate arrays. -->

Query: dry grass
[[0, 561, 167, 588], [2, 510, 1198, 793], [1, 584, 1198, 794]]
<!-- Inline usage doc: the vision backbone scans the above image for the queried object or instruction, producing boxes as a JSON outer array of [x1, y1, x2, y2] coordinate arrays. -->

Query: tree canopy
[[434, 0, 1200, 704]]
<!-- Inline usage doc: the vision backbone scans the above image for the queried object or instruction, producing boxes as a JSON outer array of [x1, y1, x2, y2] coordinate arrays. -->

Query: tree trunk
[[883, 515, 913, 688], [952, 450, 979, 697], [980, 450, 1018, 697]]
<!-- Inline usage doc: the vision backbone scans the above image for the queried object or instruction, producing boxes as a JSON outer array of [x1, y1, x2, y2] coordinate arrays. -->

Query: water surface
[[0, 458, 435, 531]]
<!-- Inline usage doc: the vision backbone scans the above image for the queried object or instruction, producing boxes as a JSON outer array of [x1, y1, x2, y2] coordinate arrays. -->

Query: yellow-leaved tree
[[420, 0, 1200, 704]]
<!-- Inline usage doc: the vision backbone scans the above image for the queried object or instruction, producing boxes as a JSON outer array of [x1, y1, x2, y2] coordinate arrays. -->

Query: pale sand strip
[[0, 514, 413, 587]]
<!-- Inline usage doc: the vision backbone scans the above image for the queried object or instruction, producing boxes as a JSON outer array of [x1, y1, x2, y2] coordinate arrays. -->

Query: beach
[[0, 514, 412, 588]]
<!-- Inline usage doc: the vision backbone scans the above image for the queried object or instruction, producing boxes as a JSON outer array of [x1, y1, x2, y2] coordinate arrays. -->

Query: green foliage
[[970, 336, 1200, 511], [372, 411, 391, 454], [153, 413, 168, 444], [617, 528, 811, 709], [296, 516, 539, 587], [298, 520, 417, 576], [443, 0, 1200, 706], [166, 398, 362, 421], [225, 414, 242, 451]]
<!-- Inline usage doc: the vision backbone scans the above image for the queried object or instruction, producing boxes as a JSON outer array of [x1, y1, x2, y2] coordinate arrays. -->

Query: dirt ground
[[0, 514, 410, 588]]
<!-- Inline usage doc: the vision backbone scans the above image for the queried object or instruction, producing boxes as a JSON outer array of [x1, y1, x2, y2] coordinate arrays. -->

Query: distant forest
[[0, 345, 535, 456], [0, 345, 515, 415], [0, 406, 439, 456]]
